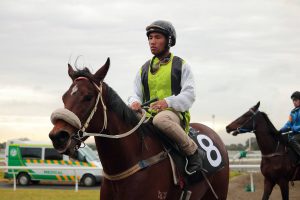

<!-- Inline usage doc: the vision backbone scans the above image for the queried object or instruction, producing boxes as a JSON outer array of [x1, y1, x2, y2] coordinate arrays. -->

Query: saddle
[[152, 125, 225, 185]]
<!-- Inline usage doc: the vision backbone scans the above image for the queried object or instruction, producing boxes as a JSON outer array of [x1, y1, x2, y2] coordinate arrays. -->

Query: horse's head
[[49, 58, 110, 158], [226, 102, 260, 136]]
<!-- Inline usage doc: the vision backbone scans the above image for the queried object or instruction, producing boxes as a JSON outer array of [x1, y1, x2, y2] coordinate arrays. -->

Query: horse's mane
[[260, 112, 282, 140], [105, 85, 159, 136], [71, 67, 150, 132], [260, 112, 278, 133], [105, 85, 140, 126]]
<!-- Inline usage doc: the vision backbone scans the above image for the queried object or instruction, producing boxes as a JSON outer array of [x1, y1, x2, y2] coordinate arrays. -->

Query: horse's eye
[[83, 94, 93, 101]]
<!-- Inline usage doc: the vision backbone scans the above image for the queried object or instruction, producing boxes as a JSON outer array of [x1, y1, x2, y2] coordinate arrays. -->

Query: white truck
[[4, 139, 103, 186]]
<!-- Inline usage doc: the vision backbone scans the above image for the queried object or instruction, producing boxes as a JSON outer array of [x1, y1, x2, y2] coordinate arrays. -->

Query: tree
[[245, 137, 259, 150], [225, 143, 246, 151], [225, 137, 259, 151], [0, 142, 5, 149]]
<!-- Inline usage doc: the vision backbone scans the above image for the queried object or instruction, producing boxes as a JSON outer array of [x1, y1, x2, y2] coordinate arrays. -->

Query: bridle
[[234, 108, 259, 134], [51, 77, 167, 181], [233, 108, 286, 158], [51, 78, 148, 150], [70, 81, 107, 148]]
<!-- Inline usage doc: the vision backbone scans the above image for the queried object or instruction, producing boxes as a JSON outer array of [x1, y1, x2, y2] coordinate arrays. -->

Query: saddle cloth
[[158, 127, 225, 185]]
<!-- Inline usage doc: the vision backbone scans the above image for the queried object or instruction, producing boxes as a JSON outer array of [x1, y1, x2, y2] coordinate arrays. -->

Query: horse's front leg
[[277, 179, 289, 200], [262, 177, 275, 200]]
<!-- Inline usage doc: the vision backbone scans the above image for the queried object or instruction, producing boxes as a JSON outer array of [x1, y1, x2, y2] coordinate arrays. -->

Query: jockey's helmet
[[291, 91, 300, 100], [146, 20, 176, 47]]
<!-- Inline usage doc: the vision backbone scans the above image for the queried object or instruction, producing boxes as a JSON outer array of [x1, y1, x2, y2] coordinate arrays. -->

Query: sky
[[0, 0, 299, 145]]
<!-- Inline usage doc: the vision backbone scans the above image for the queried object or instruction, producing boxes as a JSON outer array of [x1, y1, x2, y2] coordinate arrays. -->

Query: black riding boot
[[187, 149, 206, 173], [289, 137, 300, 164]]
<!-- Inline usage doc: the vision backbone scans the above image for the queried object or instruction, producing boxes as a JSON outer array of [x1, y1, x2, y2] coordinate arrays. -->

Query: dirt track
[[227, 173, 300, 199]]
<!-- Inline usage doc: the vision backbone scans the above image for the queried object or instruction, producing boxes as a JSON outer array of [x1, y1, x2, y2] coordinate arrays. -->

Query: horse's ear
[[68, 64, 76, 80], [94, 58, 110, 82], [255, 101, 260, 109]]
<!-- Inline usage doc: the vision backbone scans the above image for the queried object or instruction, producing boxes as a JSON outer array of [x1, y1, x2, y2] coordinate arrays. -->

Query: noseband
[[51, 80, 106, 149], [70, 81, 108, 148], [235, 108, 259, 134]]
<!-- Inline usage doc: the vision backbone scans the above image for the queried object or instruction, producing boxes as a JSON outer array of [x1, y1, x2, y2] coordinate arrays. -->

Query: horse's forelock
[[71, 67, 97, 83], [74, 77, 89, 82]]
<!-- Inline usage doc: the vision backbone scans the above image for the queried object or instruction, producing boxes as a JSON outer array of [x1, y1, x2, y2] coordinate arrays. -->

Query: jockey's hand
[[150, 99, 168, 112], [131, 101, 142, 113]]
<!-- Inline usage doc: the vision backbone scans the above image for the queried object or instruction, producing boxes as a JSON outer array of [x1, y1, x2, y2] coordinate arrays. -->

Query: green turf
[[0, 170, 100, 199], [0, 170, 3, 179], [0, 189, 100, 200], [229, 170, 243, 179], [0, 169, 242, 200]]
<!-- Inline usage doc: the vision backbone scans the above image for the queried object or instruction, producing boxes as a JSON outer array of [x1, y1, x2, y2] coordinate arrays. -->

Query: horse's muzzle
[[225, 126, 238, 136], [225, 126, 231, 133], [49, 129, 71, 153]]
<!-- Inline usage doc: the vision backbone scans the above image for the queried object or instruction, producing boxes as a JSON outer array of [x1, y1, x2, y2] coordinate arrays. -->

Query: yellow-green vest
[[140, 54, 190, 132]]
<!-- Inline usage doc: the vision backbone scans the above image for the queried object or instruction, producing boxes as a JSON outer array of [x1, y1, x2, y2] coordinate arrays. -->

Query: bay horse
[[226, 102, 300, 200], [49, 58, 229, 200]]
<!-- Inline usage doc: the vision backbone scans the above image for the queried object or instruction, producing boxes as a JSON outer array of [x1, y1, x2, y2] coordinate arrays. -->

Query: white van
[[4, 139, 103, 186]]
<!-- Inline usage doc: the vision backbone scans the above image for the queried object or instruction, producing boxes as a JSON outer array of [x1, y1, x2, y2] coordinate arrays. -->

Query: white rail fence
[[231, 164, 260, 192], [0, 165, 260, 192]]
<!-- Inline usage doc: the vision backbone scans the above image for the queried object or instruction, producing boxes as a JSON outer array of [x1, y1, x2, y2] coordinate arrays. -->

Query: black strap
[[171, 56, 182, 95], [141, 59, 151, 102]]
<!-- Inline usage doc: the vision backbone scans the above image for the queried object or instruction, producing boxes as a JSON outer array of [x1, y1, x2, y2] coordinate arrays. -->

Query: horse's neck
[[254, 115, 279, 155], [94, 111, 162, 175]]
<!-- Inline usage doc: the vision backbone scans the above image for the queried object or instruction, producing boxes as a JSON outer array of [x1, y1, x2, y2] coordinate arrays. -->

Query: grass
[[0, 169, 242, 200], [0, 170, 10, 183], [0, 170, 100, 200], [0, 170, 5, 182], [0, 189, 100, 200], [230, 170, 243, 179]]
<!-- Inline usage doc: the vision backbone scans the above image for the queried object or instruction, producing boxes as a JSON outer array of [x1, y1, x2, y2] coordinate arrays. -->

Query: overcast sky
[[0, 0, 299, 145]]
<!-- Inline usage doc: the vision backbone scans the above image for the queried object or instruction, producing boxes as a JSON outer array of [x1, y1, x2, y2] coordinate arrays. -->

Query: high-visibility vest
[[140, 54, 190, 132]]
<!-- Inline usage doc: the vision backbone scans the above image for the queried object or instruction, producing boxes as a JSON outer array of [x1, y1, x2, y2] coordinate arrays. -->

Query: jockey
[[128, 20, 205, 173], [280, 91, 300, 157]]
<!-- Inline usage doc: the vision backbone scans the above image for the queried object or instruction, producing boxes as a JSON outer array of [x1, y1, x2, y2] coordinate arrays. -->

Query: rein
[[51, 80, 150, 143], [78, 110, 148, 139], [261, 141, 286, 158], [79, 81, 167, 181], [74, 81, 149, 140]]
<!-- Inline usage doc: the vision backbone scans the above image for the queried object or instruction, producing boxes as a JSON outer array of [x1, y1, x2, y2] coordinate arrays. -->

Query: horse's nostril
[[49, 132, 56, 140], [49, 130, 70, 151], [225, 126, 230, 133]]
